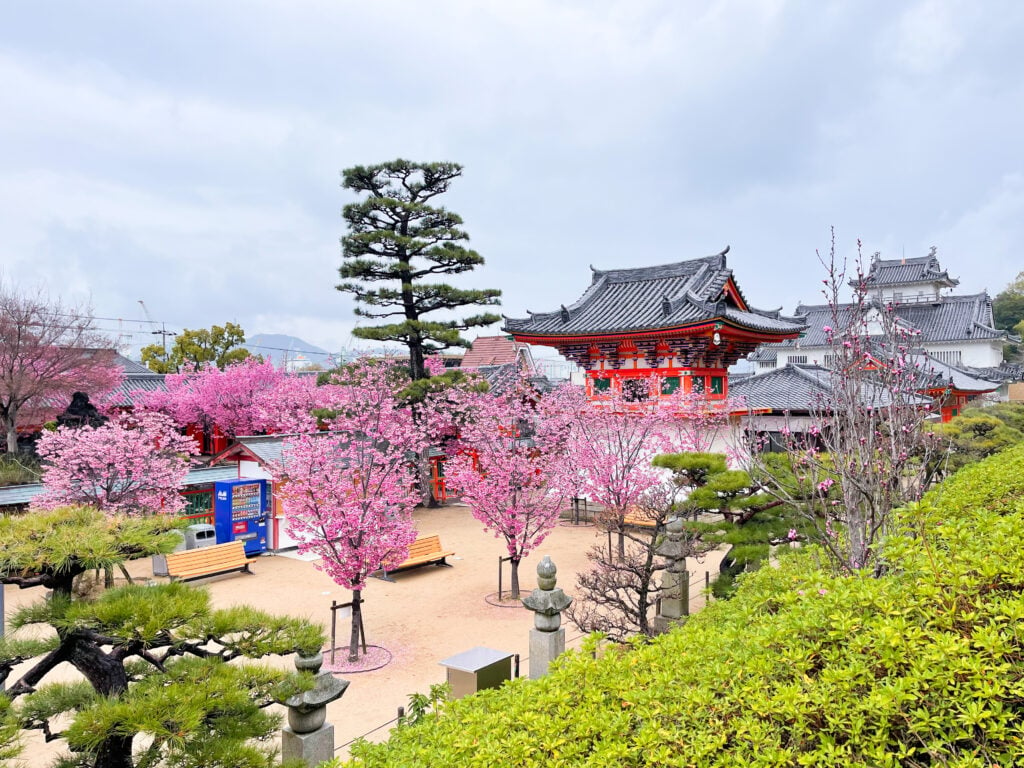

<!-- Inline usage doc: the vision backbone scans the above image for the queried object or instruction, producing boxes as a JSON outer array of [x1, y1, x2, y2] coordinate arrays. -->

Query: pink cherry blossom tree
[[444, 372, 573, 599], [740, 233, 945, 575], [564, 377, 743, 558], [563, 379, 675, 558], [272, 359, 421, 661], [142, 357, 330, 440], [32, 412, 198, 516], [0, 287, 124, 453]]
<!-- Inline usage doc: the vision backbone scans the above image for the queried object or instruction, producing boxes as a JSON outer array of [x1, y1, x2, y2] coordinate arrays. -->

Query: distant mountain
[[246, 334, 334, 370]]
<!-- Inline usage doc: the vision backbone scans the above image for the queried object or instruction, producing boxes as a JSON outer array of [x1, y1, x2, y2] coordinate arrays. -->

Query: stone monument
[[282, 651, 349, 766], [652, 515, 689, 635], [521, 556, 572, 679]]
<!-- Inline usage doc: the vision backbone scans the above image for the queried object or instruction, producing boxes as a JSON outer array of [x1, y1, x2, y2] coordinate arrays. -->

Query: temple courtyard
[[5, 503, 726, 765]]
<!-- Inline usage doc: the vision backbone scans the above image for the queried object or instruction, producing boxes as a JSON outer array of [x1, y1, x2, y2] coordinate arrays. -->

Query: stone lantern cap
[[522, 556, 572, 616]]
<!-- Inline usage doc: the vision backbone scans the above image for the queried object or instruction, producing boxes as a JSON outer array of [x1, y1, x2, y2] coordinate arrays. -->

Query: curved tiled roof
[[108, 374, 167, 407], [908, 353, 999, 393], [504, 253, 804, 338], [858, 254, 959, 288], [730, 364, 930, 413], [776, 293, 1008, 349]]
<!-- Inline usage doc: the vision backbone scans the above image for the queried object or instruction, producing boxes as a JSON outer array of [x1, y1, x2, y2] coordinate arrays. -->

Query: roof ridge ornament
[[662, 295, 672, 316], [560, 305, 570, 323]]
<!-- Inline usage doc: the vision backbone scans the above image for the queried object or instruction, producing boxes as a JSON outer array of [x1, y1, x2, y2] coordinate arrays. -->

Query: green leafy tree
[[933, 407, 1024, 473], [0, 697, 20, 764], [0, 506, 323, 768], [141, 322, 253, 373], [337, 160, 502, 381], [979, 400, 1024, 433], [993, 270, 1024, 331]]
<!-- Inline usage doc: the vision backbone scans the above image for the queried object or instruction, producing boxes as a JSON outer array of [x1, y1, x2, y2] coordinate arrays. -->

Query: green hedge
[[922, 440, 1024, 517], [346, 445, 1024, 767]]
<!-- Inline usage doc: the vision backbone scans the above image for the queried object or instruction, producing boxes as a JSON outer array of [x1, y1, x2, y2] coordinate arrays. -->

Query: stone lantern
[[282, 651, 349, 766], [521, 556, 572, 678]]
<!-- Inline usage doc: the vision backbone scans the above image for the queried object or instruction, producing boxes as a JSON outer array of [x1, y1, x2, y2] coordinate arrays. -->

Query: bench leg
[[371, 569, 396, 583], [435, 559, 453, 568]]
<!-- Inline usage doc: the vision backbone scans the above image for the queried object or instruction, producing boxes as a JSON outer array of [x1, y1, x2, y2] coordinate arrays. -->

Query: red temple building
[[503, 249, 806, 401]]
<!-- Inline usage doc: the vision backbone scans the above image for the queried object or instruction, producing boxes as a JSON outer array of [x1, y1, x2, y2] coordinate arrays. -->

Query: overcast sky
[[2, 1, 1022, 363]]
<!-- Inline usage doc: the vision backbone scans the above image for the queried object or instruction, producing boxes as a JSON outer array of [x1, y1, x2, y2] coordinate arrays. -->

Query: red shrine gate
[[504, 251, 806, 400]]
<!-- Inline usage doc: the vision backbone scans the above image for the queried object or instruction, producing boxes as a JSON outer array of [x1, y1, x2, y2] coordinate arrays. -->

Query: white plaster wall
[[874, 285, 943, 303], [923, 340, 1003, 368], [238, 459, 269, 480]]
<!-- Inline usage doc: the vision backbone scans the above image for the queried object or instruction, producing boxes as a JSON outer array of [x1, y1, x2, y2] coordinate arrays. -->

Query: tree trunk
[[408, 343, 425, 382], [94, 735, 135, 768], [418, 449, 438, 508], [636, 536, 658, 637], [66, 637, 134, 768], [117, 563, 134, 585], [509, 558, 521, 600], [349, 588, 363, 663], [5, 416, 17, 455]]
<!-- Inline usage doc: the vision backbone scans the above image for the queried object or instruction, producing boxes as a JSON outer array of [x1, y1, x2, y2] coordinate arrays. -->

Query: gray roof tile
[[0, 466, 242, 508], [231, 435, 289, 465], [775, 293, 1007, 350], [859, 255, 958, 288], [108, 374, 167, 407], [113, 354, 158, 375], [730, 364, 930, 412], [504, 253, 804, 338], [0, 483, 43, 507]]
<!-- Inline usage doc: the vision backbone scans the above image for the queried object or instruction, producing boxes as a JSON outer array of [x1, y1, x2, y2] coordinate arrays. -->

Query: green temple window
[[660, 376, 680, 395], [690, 375, 705, 394], [592, 377, 612, 393], [710, 376, 725, 395]]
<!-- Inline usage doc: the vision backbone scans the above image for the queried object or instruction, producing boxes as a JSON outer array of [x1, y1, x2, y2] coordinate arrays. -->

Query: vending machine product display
[[213, 479, 269, 555]]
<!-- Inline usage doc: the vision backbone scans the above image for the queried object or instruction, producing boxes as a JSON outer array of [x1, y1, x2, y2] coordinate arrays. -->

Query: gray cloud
[[1, 0, 1022, 353]]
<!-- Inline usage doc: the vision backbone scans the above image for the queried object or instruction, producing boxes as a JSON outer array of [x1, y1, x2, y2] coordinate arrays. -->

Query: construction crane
[[137, 300, 177, 357]]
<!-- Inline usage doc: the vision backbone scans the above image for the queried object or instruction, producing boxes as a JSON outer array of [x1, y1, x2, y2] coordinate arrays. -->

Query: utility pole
[[138, 300, 177, 358]]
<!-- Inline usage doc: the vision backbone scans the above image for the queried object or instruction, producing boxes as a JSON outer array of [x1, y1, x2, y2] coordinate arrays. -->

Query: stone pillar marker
[[522, 556, 572, 679], [282, 651, 349, 766], [652, 515, 689, 635]]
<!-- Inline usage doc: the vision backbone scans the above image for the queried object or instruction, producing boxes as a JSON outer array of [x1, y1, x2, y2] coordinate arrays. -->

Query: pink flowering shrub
[[33, 412, 198, 515]]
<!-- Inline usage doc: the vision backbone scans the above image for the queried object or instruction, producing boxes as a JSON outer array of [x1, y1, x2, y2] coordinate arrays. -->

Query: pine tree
[[338, 160, 501, 380], [0, 507, 322, 768]]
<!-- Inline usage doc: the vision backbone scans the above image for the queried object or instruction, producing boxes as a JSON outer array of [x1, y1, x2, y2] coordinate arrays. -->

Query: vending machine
[[213, 479, 269, 556]]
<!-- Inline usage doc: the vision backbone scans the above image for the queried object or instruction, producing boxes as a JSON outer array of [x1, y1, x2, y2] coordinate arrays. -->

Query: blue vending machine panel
[[214, 479, 268, 555]]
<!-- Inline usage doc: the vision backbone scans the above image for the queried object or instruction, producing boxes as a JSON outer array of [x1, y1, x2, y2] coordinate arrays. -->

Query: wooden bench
[[165, 540, 253, 582], [621, 509, 659, 529], [375, 535, 454, 581]]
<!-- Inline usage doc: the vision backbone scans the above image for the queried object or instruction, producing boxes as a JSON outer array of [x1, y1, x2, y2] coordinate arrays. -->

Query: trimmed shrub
[[347, 446, 1024, 767]]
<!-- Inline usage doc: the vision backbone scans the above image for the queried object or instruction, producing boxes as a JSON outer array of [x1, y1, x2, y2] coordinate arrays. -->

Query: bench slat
[[381, 535, 453, 575], [166, 541, 252, 581]]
